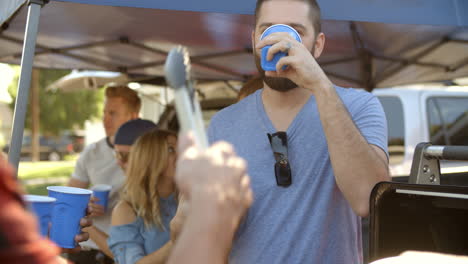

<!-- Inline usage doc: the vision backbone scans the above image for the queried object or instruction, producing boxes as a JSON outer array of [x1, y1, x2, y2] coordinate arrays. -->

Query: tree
[[8, 67, 104, 136]]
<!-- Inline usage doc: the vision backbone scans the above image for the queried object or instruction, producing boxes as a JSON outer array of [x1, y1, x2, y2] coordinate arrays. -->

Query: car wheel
[[48, 151, 61, 161]]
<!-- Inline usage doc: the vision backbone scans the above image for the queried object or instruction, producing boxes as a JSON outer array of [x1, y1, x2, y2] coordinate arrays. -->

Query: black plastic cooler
[[368, 143, 468, 262]]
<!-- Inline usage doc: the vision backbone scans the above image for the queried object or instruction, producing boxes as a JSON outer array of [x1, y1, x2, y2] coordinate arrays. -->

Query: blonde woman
[[108, 130, 178, 264]]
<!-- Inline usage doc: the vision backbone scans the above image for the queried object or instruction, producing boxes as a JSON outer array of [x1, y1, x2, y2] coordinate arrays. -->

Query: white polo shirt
[[71, 137, 125, 250]]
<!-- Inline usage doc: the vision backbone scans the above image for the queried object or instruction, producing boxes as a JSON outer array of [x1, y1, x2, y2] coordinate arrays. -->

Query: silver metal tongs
[[164, 46, 208, 149]]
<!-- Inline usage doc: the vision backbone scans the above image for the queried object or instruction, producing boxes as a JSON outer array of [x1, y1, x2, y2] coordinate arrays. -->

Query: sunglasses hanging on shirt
[[267, 131, 292, 187]]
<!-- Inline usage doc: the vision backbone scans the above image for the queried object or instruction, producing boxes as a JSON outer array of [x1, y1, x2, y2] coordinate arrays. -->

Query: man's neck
[[106, 136, 115, 148], [261, 84, 312, 110], [261, 84, 313, 131]]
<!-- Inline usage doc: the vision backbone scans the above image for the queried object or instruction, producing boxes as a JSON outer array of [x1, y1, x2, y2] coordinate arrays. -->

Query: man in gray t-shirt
[[208, 0, 390, 263]]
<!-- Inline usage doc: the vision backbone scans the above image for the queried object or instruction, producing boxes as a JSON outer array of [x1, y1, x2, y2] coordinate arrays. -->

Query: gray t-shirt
[[208, 87, 388, 264], [71, 137, 126, 249]]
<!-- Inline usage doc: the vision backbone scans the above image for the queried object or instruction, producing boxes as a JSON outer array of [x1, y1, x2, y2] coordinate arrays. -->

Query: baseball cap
[[114, 118, 157, 146]]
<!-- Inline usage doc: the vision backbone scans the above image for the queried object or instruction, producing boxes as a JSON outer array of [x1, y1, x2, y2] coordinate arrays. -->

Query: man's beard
[[254, 53, 297, 92], [254, 44, 316, 92]]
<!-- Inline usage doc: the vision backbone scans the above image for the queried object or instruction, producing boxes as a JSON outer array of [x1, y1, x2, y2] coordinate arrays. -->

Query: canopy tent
[[1, 0, 468, 170], [30, 0, 468, 26], [2, 1, 468, 89]]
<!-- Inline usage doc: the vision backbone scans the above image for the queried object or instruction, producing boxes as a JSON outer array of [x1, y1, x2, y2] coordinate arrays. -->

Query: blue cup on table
[[47, 186, 92, 248], [23, 194, 56, 237], [91, 184, 112, 212], [260, 24, 302, 72]]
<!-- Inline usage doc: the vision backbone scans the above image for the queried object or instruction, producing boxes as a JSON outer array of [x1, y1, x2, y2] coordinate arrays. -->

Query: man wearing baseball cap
[[113, 118, 158, 170], [82, 118, 157, 261]]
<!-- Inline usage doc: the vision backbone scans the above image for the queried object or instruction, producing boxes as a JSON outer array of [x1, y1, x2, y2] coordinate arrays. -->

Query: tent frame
[[8, 0, 48, 171], [2, 21, 467, 91], [4, 0, 468, 172]]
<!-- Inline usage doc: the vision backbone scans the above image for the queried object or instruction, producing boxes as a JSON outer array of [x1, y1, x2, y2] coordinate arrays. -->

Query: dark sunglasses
[[267, 131, 292, 187], [114, 151, 130, 163]]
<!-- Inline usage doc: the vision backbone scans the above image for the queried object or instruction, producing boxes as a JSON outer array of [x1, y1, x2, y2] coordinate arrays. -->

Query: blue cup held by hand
[[91, 184, 112, 212], [23, 195, 56, 237], [47, 186, 92, 248], [260, 24, 302, 72]]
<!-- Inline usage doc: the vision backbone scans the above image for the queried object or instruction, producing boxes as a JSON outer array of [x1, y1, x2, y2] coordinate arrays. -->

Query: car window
[[377, 96, 405, 165], [22, 136, 31, 146], [39, 137, 49, 146], [426, 99, 445, 145], [427, 97, 468, 146]]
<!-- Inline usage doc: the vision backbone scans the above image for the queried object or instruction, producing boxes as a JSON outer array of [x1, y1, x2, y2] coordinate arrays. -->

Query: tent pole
[[350, 22, 375, 91], [8, 0, 48, 173], [324, 71, 362, 86], [376, 37, 450, 84], [0, 35, 117, 69]]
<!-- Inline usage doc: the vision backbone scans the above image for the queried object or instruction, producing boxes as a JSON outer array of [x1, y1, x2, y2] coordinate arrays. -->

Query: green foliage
[[6, 65, 20, 98], [8, 68, 104, 136], [24, 183, 55, 195]]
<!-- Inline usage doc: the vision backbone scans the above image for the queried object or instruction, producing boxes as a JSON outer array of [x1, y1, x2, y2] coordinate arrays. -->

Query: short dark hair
[[254, 0, 322, 35]]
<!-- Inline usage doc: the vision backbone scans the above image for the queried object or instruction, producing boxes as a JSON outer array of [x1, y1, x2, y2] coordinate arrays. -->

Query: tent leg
[[8, 0, 47, 174], [350, 22, 375, 91]]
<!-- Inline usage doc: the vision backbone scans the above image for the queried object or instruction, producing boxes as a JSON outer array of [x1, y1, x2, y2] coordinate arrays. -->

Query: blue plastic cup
[[91, 184, 112, 212], [260, 24, 302, 71], [47, 186, 92, 248], [23, 195, 56, 237]]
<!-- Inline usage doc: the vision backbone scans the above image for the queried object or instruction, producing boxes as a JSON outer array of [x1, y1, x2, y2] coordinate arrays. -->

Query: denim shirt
[[108, 194, 177, 264]]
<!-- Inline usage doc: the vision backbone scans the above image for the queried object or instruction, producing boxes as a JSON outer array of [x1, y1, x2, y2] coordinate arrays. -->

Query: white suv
[[373, 86, 468, 184]]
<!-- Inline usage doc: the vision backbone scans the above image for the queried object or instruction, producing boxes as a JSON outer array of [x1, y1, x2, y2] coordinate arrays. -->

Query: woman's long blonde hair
[[121, 129, 177, 229]]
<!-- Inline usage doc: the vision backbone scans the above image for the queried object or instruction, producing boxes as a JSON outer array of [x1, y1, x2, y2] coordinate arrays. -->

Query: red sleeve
[[0, 158, 62, 264]]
